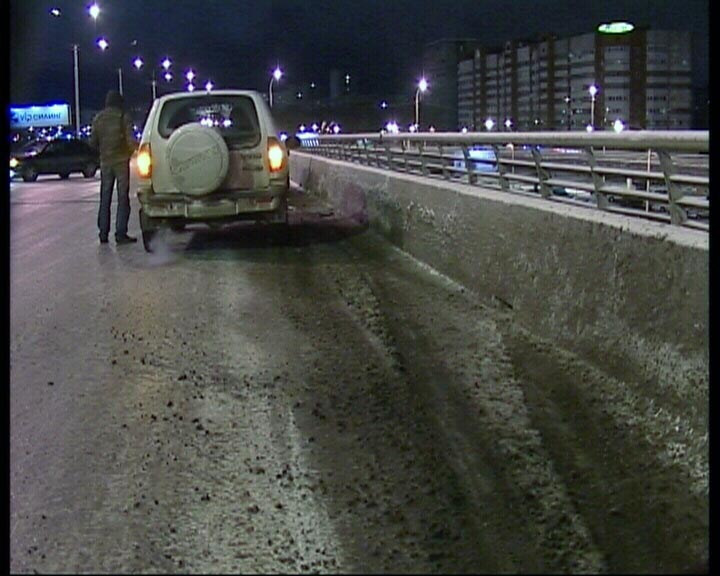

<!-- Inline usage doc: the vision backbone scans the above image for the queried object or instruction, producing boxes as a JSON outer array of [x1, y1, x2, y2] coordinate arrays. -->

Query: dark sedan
[[9, 139, 99, 182]]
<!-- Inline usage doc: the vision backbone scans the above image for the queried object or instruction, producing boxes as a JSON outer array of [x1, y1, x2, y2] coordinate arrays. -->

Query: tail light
[[136, 143, 152, 178], [267, 137, 285, 172]]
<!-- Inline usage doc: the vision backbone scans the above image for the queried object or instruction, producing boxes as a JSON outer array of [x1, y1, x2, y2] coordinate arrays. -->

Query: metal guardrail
[[296, 131, 709, 231]]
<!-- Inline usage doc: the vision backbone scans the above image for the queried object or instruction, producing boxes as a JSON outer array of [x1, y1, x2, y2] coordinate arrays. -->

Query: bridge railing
[[295, 131, 709, 230]]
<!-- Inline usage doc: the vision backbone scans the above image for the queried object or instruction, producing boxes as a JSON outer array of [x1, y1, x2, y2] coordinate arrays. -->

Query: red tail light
[[267, 137, 285, 172], [136, 143, 152, 178]]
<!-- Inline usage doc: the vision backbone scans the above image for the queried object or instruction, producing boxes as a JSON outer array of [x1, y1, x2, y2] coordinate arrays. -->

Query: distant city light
[[613, 119, 625, 133], [586, 124, 594, 132], [385, 121, 399, 134], [418, 78, 428, 92], [205, 80, 214, 92], [429, 125, 435, 133], [164, 72, 172, 82], [484, 118, 495, 131], [598, 21, 634, 34], [461, 127, 468, 133], [279, 132, 288, 141], [187, 83, 195, 92], [409, 124, 417, 133], [332, 124, 341, 134], [273, 67, 282, 81], [504, 118, 513, 129], [310, 82, 316, 89], [296, 91, 303, 99], [311, 123, 319, 132], [345, 74, 351, 85], [50, 8, 61, 17], [186, 69, 195, 82], [97, 38, 109, 50], [133, 57, 144, 70], [299, 124, 306, 132], [88, 3, 100, 20], [380, 101, 388, 109], [162, 58, 172, 70], [222, 119, 232, 128]]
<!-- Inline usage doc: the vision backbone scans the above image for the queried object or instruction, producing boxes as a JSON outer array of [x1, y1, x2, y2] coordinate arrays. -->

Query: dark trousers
[[98, 161, 131, 239]]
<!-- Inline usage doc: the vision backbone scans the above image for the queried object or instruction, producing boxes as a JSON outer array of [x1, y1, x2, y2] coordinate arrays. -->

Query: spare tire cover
[[166, 123, 229, 195]]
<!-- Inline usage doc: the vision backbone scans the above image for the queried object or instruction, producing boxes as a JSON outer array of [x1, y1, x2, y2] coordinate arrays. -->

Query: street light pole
[[269, 67, 282, 108], [415, 78, 428, 129], [118, 67, 123, 96], [589, 85, 598, 130], [73, 44, 80, 136]]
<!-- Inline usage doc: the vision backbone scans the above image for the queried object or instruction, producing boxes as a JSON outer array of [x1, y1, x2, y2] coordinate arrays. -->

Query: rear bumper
[[137, 185, 287, 219]]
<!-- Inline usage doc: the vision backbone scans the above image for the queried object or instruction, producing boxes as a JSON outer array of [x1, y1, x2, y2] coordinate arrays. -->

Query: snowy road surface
[[10, 175, 707, 573]]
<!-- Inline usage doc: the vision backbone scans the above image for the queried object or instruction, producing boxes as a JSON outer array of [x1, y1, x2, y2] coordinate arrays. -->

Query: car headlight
[[9, 157, 19, 169]]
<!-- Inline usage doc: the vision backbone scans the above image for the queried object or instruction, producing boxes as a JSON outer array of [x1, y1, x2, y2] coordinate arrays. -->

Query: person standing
[[89, 90, 137, 244]]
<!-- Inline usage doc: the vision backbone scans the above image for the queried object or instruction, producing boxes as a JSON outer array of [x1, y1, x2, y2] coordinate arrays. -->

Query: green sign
[[598, 22, 635, 34]]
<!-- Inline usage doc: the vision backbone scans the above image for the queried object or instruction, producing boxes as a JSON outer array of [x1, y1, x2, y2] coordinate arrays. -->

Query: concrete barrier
[[290, 152, 708, 413]]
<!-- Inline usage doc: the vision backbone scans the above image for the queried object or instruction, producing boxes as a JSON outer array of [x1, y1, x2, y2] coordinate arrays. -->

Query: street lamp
[[205, 80, 214, 92], [88, 3, 100, 20], [133, 57, 144, 70], [97, 38, 108, 51], [185, 69, 196, 82], [50, 8, 61, 17], [504, 118, 513, 130], [187, 83, 195, 92], [269, 66, 282, 107], [164, 72, 172, 82], [484, 118, 495, 131], [613, 119, 625, 133], [589, 84, 598, 130], [415, 77, 428, 129], [162, 57, 172, 70]]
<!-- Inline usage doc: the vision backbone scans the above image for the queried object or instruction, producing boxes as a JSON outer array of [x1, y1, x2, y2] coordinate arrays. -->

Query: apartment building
[[456, 27, 692, 131]]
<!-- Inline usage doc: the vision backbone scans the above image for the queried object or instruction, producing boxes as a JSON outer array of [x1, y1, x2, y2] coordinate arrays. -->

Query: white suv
[[134, 90, 297, 251]]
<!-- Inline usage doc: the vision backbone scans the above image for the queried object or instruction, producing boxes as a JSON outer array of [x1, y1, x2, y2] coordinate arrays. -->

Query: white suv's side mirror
[[285, 136, 301, 151]]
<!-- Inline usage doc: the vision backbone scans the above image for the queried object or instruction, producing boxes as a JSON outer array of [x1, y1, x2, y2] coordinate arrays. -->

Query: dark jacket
[[89, 102, 136, 167]]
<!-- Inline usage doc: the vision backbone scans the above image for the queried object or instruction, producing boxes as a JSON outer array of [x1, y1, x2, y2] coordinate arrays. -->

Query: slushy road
[[10, 174, 707, 573]]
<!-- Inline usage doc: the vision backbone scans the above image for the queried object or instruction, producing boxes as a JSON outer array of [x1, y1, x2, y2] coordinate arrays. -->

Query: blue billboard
[[10, 104, 71, 129]]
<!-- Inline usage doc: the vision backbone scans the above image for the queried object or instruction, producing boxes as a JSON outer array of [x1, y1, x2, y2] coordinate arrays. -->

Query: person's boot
[[115, 234, 137, 245], [99, 234, 109, 244]]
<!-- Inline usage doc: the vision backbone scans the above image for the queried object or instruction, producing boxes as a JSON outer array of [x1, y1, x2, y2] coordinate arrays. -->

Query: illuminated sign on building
[[597, 22, 635, 34], [9, 104, 71, 129]]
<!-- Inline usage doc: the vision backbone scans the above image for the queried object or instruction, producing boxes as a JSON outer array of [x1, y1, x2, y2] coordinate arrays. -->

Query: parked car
[[135, 90, 298, 252], [9, 139, 99, 182]]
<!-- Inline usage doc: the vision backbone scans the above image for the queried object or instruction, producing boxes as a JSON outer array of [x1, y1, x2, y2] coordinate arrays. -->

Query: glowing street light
[[187, 83, 195, 92], [504, 118, 513, 130], [97, 38, 108, 51], [88, 3, 100, 20], [133, 57, 144, 70], [380, 100, 388, 109], [485, 118, 495, 131], [205, 80, 214, 92], [613, 119, 625, 133], [164, 72, 172, 82], [415, 77, 428, 128], [50, 8, 61, 17], [586, 124, 594, 133], [269, 66, 283, 107], [589, 84, 598, 129], [161, 57, 172, 70], [185, 69, 196, 82]]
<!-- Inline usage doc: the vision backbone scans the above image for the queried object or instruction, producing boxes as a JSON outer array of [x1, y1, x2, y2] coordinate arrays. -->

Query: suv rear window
[[157, 95, 261, 149]]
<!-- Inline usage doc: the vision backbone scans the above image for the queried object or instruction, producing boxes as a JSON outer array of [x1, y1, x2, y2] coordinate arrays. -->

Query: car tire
[[139, 209, 158, 253], [83, 164, 98, 178], [59, 172, 70, 180], [22, 168, 38, 182]]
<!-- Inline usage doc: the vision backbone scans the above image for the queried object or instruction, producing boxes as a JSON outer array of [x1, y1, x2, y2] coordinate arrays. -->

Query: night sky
[[9, 0, 709, 113]]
